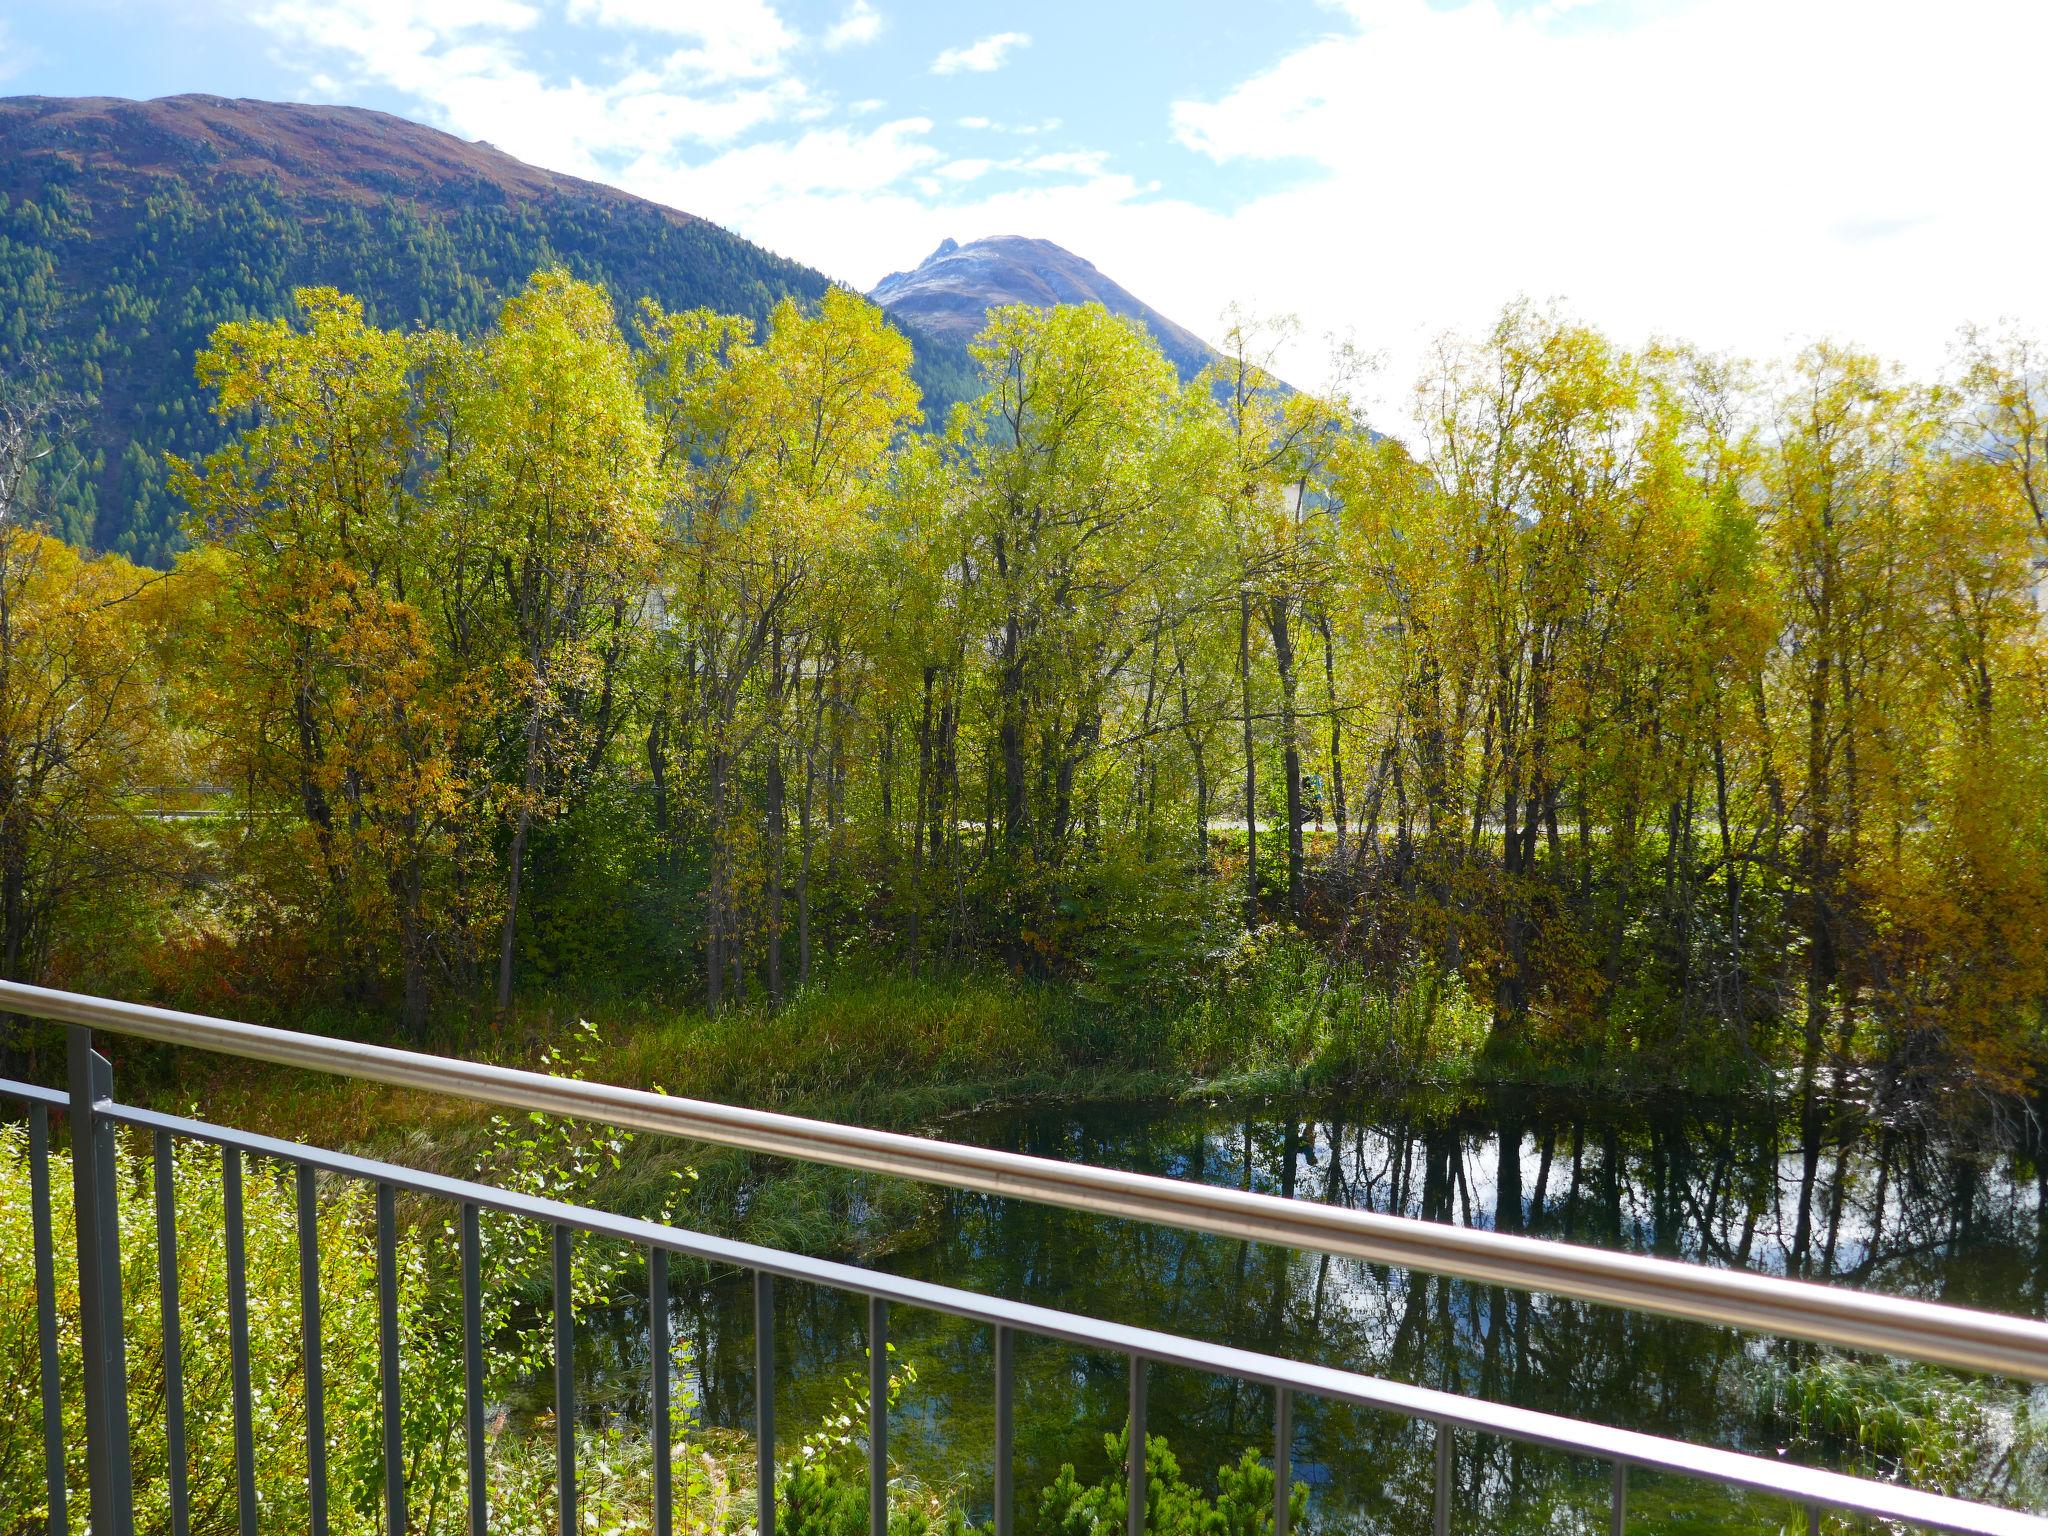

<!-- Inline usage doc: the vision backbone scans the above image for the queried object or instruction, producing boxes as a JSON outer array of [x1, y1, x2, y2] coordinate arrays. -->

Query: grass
[[108, 943, 1503, 1139], [1751, 1355, 2048, 1506], [6, 931, 1780, 1267]]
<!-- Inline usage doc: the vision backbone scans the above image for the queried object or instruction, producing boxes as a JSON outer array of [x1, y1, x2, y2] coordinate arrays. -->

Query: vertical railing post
[[1126, 1357, 1147, 1536], [69, 1026, 133, 1536], [650, 1248, 673, 1536], [154, 1132, 190, 1536], [299, 1164, 328, 1536], [993, 1326, 1014, 1536], [868, 1298, 888, 1536], [756, 1271, 776, 1536], [1432, 1422, 1451, 1536], [1609, 1461, 1627, 1536], [462, 1204, 486, 1536], [30, 1103, 68, 1536], [555, 1226, 576, 1536], [1273, 1389, 1292, 1536], [223, 1147, 257, 1536], [377, 1181, 406, 1536]]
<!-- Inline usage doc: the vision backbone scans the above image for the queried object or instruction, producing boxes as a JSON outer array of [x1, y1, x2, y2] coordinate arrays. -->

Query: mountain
[[0, 94, 973, 563], [871, 235, 1219, 382]]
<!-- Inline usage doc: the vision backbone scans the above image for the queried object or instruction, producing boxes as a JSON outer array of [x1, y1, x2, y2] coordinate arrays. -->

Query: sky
[[3, 0, 2043, 411]]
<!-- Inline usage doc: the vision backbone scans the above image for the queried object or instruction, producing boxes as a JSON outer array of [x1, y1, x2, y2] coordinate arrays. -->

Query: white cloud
[[635, 117, 943, 211], [1149, 0, 2048, 403], [255, 0, 806, 164], [823, 0, 881, 50], [1021, 150, 1106, 177], [930, 30, 1028, 75], [246, 0, 2048, 427], [566, 0, 794, 80], [701, 163, 1163, 287], [954, 114, 1061, 135]]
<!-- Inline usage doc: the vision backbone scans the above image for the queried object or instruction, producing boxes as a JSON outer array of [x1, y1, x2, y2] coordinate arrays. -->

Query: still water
[[560, 1088, 2048, 1533]]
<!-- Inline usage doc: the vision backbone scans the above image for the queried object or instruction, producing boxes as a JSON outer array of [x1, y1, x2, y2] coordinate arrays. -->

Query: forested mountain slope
[[0, 93, 975, 563]]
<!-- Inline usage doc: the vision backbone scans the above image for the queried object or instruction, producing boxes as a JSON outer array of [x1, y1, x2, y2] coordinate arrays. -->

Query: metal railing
[[5, 978, 2048, 1536]]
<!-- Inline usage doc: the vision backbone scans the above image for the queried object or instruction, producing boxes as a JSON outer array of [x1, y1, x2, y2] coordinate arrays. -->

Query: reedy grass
[[39, 935, 1777, 1274]]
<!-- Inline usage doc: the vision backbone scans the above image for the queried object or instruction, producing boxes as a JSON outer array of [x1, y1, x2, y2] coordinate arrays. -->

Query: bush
[[1037, 1426, 1306, 1536], [0, 1088, 703, 1536], [775, 1408, 1307, 1536], [779, 1345, 980, 1536], [4, 1111, 1308, 1536]]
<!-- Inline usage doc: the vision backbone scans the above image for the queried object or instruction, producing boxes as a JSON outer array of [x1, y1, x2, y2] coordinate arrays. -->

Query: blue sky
[[3, 0, 2043, 404], [3, 1, 1335, 218]]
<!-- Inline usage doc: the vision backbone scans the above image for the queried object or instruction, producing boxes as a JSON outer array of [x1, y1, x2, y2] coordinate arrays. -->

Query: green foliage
[[465, 1020, 693, 1335], [778, 1350, 981, 1536], [1169, 930, 1488, 1090], [604, 969, 1081, 1115], [5, 146, 2048, 1100], [0, 1030, 702, 1535], [1752, 1357, 2048, 1505], [0, 134, 974, 565], [514, 780, 672, 991], [0, 1122, 464, 1535], [1037, 1427, 1306, 1536], [773, 1398, 1306, 1536]]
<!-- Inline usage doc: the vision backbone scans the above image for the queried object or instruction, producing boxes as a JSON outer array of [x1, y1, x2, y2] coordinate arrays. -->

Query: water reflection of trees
[[671, 1093, 2042, 1533]]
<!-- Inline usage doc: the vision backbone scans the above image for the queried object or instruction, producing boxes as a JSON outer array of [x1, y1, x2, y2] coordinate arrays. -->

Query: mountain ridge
[[0, 93, 681, 214], [870, 234, 1220, 382]]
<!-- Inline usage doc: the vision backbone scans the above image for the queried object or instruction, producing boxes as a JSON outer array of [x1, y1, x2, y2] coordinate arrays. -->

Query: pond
[[555, 1087, 2048, 1533]]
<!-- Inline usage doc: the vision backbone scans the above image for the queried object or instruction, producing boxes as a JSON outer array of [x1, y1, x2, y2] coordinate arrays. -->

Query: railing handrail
[[56, 1094, 2048, 1536], [5, 976, 2046, 1383]]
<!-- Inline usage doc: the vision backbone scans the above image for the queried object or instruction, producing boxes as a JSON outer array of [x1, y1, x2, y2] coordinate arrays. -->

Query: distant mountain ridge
[[871, 235, 1220, 381], [0, 94, 977, 563], [1, 93, 685, 213]]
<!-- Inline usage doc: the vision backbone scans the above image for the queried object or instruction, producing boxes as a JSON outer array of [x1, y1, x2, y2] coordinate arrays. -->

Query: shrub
[[0, 1080, 701, 1536], [1037, 1426, 1306, 1536]]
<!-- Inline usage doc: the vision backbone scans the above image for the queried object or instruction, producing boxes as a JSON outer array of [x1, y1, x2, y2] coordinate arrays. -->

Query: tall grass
[[1, 1124, 466, 1535], [1167, 929, 1489, 1091], [1751, 1356, 2048, 1507]]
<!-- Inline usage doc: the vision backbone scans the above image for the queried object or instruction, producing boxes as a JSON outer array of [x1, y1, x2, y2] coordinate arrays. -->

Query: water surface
[[564, 1087, 2048, 1532]]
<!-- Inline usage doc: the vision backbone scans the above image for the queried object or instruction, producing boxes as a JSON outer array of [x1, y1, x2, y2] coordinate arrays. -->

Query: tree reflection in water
[[568, 1088, 2047, 1534]]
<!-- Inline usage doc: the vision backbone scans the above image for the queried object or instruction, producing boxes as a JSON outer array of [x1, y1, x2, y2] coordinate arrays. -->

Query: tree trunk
[[766, 630, 787, 1005], [999, 604, 1029, 854], [1240, 592, 1258, 922], [496, 669, 548, 1017], [706, 743, 727, 1011], [1317, 609, 1348, 868], [647, 717, 670, 873], [496, 799, 531, 1016], [395, 866, 429, 1039], [1266, 594, 1304, 914], [798, 657, 827, 989]]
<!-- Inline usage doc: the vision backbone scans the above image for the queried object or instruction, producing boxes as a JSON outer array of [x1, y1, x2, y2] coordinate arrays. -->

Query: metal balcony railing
[[4, 978, 2047, 1536]]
